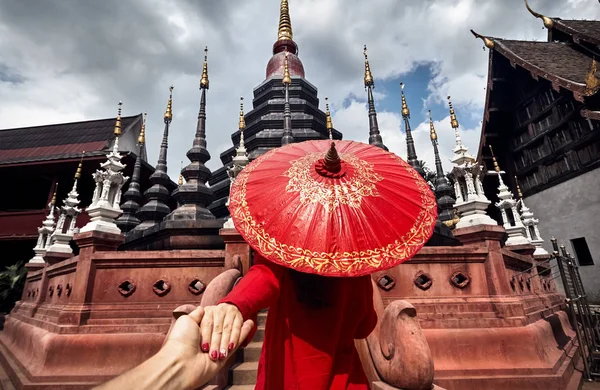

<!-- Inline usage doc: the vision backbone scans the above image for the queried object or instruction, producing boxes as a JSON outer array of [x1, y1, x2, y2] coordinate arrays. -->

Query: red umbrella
[[229, 140, 437, 277]]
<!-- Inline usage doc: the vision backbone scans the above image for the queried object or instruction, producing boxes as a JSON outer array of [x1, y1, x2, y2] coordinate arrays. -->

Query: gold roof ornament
[[429, 110, 437, 141], [278, 0, 293, 41], [282, 52, 292, 85], [585, 57, 600, 96], [514, 176, 524, 199], [178, 161, 184, 186], [164, 86, 174, 122], [447, 96, 459, 129], [363, 45, 374, 88], [325, 97, 333, 140], [443, 209, 460, 228], [113, 101, 123, 136], [400, 82, 410, 118], [524, 0, 554, 29], [74, 151, 85, 180], [51, 183, 58, 206], [489, 145, 501, 173], [138, 112, 147, 144], [200, 46, 209, 89], [470, 29, 495, 50], [238, 96, 246, 130]]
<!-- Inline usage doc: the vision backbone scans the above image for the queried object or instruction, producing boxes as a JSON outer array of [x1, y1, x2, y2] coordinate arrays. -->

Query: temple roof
[[0, 114, 144, 165], [553, 19, 600, 46]]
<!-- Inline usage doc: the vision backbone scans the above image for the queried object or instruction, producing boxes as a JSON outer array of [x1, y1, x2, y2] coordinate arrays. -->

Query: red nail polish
[[219, 352, 226, 360], [210, 350, 218, 360], [202, 343, 209, 352], [228, 342, 235, 351]]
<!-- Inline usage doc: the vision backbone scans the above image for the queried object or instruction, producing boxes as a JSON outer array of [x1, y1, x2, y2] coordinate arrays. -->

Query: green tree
[[0, 262, 26, 313]]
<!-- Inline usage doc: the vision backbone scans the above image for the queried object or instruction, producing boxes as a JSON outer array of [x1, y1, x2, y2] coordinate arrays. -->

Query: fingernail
[[219, 348, 227, 359], [202, 343, 209, 352], [210, 350, 218, 360], [228, 342, 235, 351]]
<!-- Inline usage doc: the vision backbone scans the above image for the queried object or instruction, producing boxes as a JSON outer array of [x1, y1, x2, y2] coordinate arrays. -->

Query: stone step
[[242, 341, 263, 362], [225, 386, 256, 390], [230, 361, 259, 386], [251, 327, 264, 343]]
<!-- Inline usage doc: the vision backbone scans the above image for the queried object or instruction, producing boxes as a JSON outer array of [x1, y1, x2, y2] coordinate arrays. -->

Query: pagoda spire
[[136, 87, 175, 229], [363, 45, 387, 151], [448, 96, 475, 166], [325, 97, 333, 140], [30, 184, 59, 264], [400, 82, 424, 177], [278, 0, 293, 41], [116, 113, 146, 233], [112, 101, 123, 154], [429, 110, 455, 224], [167, 48, 216, 221], [515, 176, 548, 255], [282, 53, 294, 145]]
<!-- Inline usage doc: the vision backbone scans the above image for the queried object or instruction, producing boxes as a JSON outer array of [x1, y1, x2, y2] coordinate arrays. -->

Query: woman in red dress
[[200, 253, 377, 390]]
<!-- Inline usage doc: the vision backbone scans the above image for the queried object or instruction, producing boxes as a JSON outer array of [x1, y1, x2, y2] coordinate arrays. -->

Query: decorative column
[[363, 45, 387, 151], [116, 113, 146, 232], [30, 185, 59, 264], [325, 97, 333, 140], [428, 109, 455, 225], [224, 98, 251, 229], [515, 177, 548, 255], [80, 101, 130, 235], [136, 86, 174, 230], [46, 153, 85, 260], [488, 146, 529, 246], [281, 52, 294, 145], [448, 96, 497, 229], [167, 48, 216, 221], [400, 82, 425, 177]]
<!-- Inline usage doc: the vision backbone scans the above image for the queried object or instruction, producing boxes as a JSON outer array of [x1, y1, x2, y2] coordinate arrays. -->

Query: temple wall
[[524, 167, 600, 303]]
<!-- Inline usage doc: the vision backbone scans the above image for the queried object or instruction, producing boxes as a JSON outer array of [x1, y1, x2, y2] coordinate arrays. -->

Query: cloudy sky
[[0, 0, 597, 178]]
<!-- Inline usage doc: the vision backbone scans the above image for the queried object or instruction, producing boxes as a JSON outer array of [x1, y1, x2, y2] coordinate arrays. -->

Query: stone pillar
[[220, 228, 252, 276]]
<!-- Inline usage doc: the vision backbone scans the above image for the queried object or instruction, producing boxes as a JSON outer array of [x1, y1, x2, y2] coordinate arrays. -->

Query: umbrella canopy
[[229, 140, 437, 277]]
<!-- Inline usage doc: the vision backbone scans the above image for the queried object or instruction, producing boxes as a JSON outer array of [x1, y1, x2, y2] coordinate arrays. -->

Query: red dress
[[220, 254, 377, 390]]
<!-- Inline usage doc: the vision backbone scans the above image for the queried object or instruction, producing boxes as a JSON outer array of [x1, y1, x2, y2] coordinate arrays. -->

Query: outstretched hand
[[200, 303, 245, 362]]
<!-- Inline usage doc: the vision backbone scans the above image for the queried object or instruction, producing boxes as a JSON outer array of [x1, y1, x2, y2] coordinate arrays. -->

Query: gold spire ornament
[[113, 101, 123, 136], [447, 96, 459, 129], [164, 86, 174, 122], [363, 45, 374, 88], [514, 176, 524, 199], [585, 58, 600, 96], [178, 161, 184, 186], [238, 97, 246, 130], [489, 145, 501, 173], [325, 97, 333, 140], [138, 112, 147, 144], [470, 29, 495, 50], [400, 82, 410, 118], [51, 184, 58, 206], [74, 151, 85, 180], [429, 110, 437, 141], [278, 0, 293, 41], [200, 46, 209, 89], [283, 52, 292, 85], [524, 0, 554, 29]]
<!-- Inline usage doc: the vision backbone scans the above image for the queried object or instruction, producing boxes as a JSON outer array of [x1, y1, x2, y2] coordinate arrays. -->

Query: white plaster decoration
[[48, 178, 83, 255], [29, 199, 58, 263], [454, 180, 464, 203], [519, 198, 548, 256], [223, 129, 249, 229], [80, 139, 129, 235], [489, 169, 529, 246]]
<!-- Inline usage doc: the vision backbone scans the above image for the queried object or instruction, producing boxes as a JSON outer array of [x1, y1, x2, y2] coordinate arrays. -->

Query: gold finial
[[470, 29, 495, 49], [238, 97, 246, 130], [278, 0, 293, 41], [363, 45, 374, 88], [514, 176, 523, 199], [585, 57, 600, 95], [447, 96, 459, 129], [138, 112, 146, 144], [200, 46, 209, 89], [178, 161, 184, 186], [429, 110, 437, 141], [74, 151, 85, 180], [524, 0, 554, 29], [400, 82, 410, 118], [164, 86, 174, 121], [51, 184, 58, 206], [282, 52, 292, 85], [325, 97, 333, 140], [113, 101, 123, 136], [489, 145, 501, 173]]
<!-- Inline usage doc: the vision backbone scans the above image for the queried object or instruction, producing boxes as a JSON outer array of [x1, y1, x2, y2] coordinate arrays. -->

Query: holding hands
[[200, 303, 246, 361]]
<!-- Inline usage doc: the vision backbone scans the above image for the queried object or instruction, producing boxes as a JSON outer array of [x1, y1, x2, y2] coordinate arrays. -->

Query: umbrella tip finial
[[323, 142, 342, 173]]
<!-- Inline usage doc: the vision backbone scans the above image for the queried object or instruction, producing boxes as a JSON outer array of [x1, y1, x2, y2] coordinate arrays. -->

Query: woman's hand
[[201, 303, 245, 361]]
